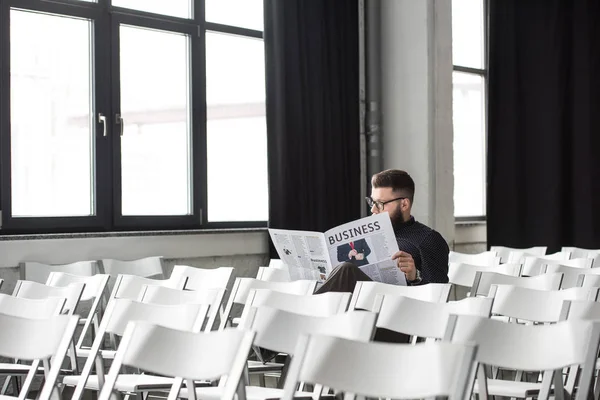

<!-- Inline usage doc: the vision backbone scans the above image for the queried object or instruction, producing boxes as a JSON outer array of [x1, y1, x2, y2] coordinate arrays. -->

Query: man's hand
[[355, 253, 364, 261], [392, 251, 416, 281], [348, 249, 358, 259]]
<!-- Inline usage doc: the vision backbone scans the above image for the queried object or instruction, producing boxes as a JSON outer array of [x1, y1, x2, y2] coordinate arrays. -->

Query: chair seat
[[178, 386, 316, 400], [75, 348, 116, 359], [247, 360, 285, 374], [62, 374, 174, 391], [0, 363, 74, 376], [474, 379, 542, 397]]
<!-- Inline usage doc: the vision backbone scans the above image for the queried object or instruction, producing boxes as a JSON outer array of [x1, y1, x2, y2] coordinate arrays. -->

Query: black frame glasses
[[365, 196, 407, 212]]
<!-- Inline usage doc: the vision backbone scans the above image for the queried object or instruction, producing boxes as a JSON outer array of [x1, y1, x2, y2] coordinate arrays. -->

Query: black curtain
[[264, 1, 361, 236], [487, 0, 600, 252]]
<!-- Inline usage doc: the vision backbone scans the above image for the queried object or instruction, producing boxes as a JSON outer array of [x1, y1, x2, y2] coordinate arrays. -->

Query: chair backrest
[[445, 314, 600, 400], [562, 300, 600, 320], [219, 278, 318, 329], [448, 262, 521, 288], [241, 289, 351, 318], [0, 293, 65, 318], [562, 247, 600, 261], [138, 285, 225, 332], [13, 280, 85, 315], [47, 272, 109, 302], [544, 264, 600, 289], [0, 314, 79, 400], [579, 274, 600, 288], [20, 260, 98, 283], [256, 266, 291, 282], [350, 281, 451, 311], [100, 256, 164, 278], [97, 324, 255, 400], [489, 284, 599, 323], [491, 246, 547, 263], [170, 265, 234, 291], [110, 273, 187, 301], [268, 259, 288, 269], [281, 335, 477, 400], [240, 306, 377, 355], [449, 250, 499, 266], [471, 271, 563, 297], [522, 254, 588, 276], [373, 294, 493, 339]]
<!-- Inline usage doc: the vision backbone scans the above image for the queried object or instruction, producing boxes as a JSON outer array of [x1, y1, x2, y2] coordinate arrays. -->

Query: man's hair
[[371, 169, 415, 202]]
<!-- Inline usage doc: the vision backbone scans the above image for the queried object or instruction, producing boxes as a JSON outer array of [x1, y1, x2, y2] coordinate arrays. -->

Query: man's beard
[[389, 210, 406, 230]]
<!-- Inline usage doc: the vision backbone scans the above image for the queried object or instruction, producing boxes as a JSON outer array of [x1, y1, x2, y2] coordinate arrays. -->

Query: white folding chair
[[241, 289, 351, 318], [68, 299, 209, 400], [488, 284, 599, 323], [219, 278, 318, 330], [522, 255, 589, 276], [99, 256, 164, 278], [255, 266, 291, 282], [562, 247, 600, 266], [138, 284, 226, 331], [12, 280, 85, 316], [170, 265, 235, 291], [579, 274, 600, 288], [449, 250, 499, 266], [561, 300, 600, 321], [19, 260, 98, 284], [0, 314, 79, 400], [349, 281, 452, 311], [444, 314, 600, 400], [108, 273, 187, 302], [470, 271, 564, 297], [179, 306, 378, 400], [448, 262, 521, 288], [544, 264, 600, 289], [372, 294, 493, 341], [281, 335, 477, 400], [491, 246, 547, 263], [98, 323, 255, 400], [268, 259, 288, 269]]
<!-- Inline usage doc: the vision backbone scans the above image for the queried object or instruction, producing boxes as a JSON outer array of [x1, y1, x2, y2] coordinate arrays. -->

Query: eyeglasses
[[365, 196, 407, 212]]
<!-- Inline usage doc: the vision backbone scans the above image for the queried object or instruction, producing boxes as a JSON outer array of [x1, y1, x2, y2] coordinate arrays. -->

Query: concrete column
[[379, 0, 454, 244]]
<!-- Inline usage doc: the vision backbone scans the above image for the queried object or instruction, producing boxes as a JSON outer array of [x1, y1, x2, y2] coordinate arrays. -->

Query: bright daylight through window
[[452, 0, 487, 218], [3, 0, 268, 232]]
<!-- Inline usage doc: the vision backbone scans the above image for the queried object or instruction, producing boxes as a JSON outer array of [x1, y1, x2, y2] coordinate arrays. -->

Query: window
[[452, 0, 487, 218], [0, 0, 266, 233]]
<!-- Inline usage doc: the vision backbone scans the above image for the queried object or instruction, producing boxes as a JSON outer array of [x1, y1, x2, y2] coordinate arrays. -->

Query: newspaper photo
[[269, 213, 407, 285]]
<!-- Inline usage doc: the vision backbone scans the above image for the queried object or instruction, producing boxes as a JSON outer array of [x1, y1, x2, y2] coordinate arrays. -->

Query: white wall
[[380, 0, 455, 244]]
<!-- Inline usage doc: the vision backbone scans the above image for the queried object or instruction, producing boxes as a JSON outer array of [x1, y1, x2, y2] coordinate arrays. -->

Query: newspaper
[[268, 213, 406, 285]]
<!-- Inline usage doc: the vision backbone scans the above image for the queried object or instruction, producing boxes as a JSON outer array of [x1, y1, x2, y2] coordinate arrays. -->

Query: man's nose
[[371, 204, 379, 214]]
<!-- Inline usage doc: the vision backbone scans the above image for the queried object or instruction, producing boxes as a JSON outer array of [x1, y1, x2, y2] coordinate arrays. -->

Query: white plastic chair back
[[373, 294, 493, 339], [491, 246, 547, 263], [138, 285, 225, 331], [97, 323, 255, 400], [445, 314, 600, 400], [281, 335, 477, 400], [544, 264, 600, 289], [562, 247, 600, 264], [579, 274, 600, 288], [241, 289, 351, 318], [448, 262, 521, 288], [268, 259, 288, 269], [471, 271, 563, 297], [100, 256, 164, 278], [47, 272, 109, 302], [256, 266, 291, 282], [110, 273, 186, 301], [13, 281, 85, 315], [562, 300, 600, 320], [241, 306, 377, 356], [489, 284, 599, 323], [20, 260, 98, 284], [449, 251, 499, 266], [170, 265, 234, 291], [0, 314, 79, 400], [219, 278, 318, 329], [350, 281, 451, 311], [521, 253, 582, 276], [0, 293, 65, 318]]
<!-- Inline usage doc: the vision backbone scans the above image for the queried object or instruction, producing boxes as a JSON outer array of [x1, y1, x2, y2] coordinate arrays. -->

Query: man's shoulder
[[412, 221, 449, 249]]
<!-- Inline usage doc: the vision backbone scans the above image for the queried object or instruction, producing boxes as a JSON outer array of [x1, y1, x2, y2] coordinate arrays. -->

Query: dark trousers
[[316, 262, 410, 344]]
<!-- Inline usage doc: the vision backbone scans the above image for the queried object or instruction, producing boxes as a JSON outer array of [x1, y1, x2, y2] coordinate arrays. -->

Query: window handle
[[116, 114, 124, 137], [98, 113, 107, 137]]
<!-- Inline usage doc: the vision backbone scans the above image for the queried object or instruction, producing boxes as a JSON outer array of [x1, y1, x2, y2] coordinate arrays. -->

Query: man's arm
[[416, 231, 449, 285]]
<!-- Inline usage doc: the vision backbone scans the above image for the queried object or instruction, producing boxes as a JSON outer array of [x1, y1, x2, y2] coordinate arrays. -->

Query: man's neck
[[393, 215, 415, 233]]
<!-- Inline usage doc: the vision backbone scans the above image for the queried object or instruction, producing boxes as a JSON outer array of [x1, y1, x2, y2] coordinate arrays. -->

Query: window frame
[[0, 0, 267, 234], [452, 0, 489, 222]]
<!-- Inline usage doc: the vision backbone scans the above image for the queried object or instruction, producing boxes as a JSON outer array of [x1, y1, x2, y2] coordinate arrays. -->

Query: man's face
[[370, 187, 408, 227]]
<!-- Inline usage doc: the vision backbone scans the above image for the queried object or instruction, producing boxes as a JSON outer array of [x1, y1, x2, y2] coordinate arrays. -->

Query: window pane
[[453, 72, 486, 217], [205, 0, 264, 31], [452, 0, 484, 69], [112, 0, 191, 19], [206, 32, 268, 222], [119, 26, 192, 216], [10, 10, 94, 217]]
